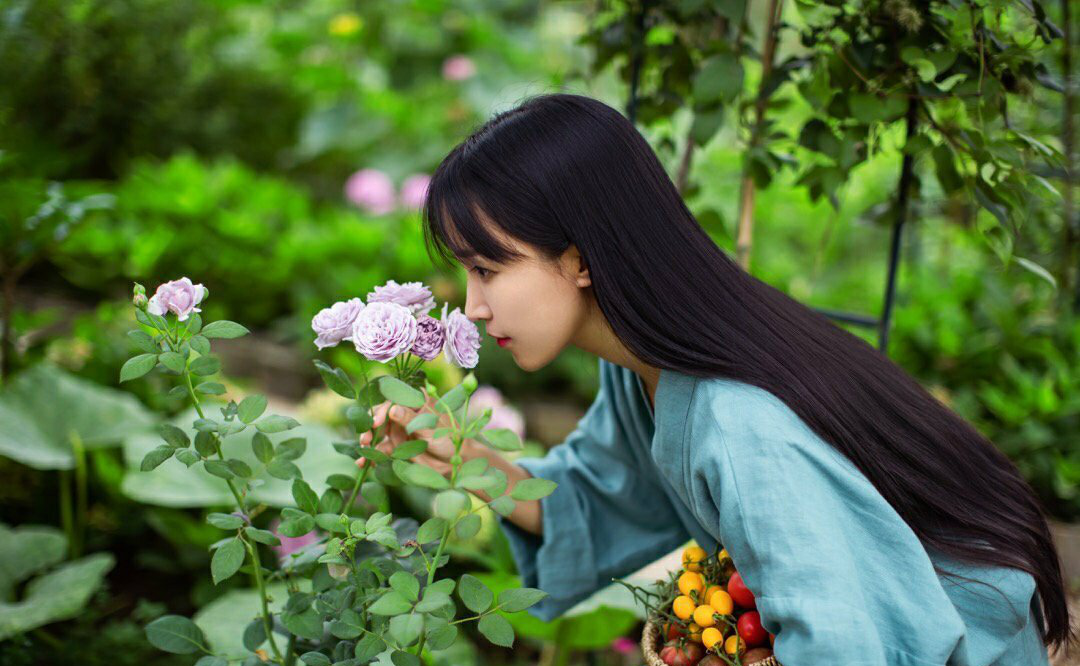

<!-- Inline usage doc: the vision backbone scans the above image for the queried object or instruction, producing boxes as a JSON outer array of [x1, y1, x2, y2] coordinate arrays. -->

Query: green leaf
[[277, 509, 314, 538], [266, 459, 301, 480], [158, 352, 186, 373], [281, 607, 323, 640], [211, 538, 245, 584], [120, 354, 158, 382], [390, 440, 428, 460], [313, 360, 355, 399], [207, 513, 244, 530], [242, 619, 265, 651], [256, 415, 301, 434], [416, 518, 446, 545], [189, 335, 211, 355], [391, 650, 422, 666], [489, 496, 515, 517], [195, 656, 227, 666], [145, 615, 208, 654], [201, 321, 249, 339], [458, 574, 492, 614], [345, 404, 374, 434], [424, 621, 457, 650], [389, 571, 420, 602], [354, 633, 386, 661], [203, 460, 234, 480], [276, 437, 307, 461], [693, 52, 743, 104], [127, 330, 160, 353], [1015, 256, 1058, 288], [194, 431, 217, 457], [406, 412, 438, 434], [510, 478, 557, 501], [389, 613, 423, 646], [251, 432, 274, 463], [238, 395, 268, 424], [292, 479, 320, 515], [329, 609, 364, 639], [454, 513, 481, 540], [317, 489, 343, 514], [226, 458, 252, 477], [497, 587, 547, 613], [434, 385, 466, 414], [378, 376, 425, 409], [159, 424, 190, 449], [195, 382, 226, 395], [361, 481, 388, 509], [368, 590, 413, 616], [477, 613, 514, 648], [300, 653, 330, 666], [391, 460, 449, 490], [243, 527, 281, 546], [141, 445, 174, 471], [175, 449, 200, 467], [189, 355, 221, 376], [478, 428, 523, 452]]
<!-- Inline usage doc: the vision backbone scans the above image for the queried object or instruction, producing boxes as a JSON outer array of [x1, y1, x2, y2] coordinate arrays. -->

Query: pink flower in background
[[345, 168, 396, 215], [269, 517, 319, 562], [411, 315, 446, 361], [311, 297, 365, 350], [611, 637, 637, 654], [440, 302, 481, 368], [442, 54, 476, 81], [366, 280, 436, 316], [468, 385, 525, 440], [399, 173, 431, 210], [147, 277, 207, 322], [350, 302, 419, 362]]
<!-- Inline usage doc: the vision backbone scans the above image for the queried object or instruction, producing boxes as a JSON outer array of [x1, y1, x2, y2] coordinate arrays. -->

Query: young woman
[[359, 93, 1074, 664]]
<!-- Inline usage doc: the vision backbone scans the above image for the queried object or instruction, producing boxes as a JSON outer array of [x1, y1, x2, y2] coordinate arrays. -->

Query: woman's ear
[[565, 245, 591, 288]]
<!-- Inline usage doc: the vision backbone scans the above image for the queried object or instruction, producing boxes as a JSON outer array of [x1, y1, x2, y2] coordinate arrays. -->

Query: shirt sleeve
[[687, 388, 971, 666], [497, 362, 691, 621]]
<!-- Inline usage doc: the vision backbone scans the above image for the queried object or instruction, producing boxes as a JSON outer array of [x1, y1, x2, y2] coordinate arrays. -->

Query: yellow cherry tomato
[[708, 589, 735, 615], [703, 584, 722, 603], [702, 627, 723, 650], [677, 571, 705, 598], [725, 634, 745, 656], [672, 595, 696, 620], [682, 545, 707, 573], [688, 622, 703, 642], [692, 604, 717, 628]]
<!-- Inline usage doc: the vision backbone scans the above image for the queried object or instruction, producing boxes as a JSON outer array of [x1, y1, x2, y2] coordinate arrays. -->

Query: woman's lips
[[496, 337, 511, 348]]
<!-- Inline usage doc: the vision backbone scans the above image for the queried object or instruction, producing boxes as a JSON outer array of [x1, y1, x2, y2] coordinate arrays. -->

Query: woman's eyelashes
[[470, 265, 493, 279]]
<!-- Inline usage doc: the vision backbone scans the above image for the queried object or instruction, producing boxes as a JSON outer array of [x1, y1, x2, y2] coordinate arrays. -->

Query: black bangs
[[421, 152, 527, 272]]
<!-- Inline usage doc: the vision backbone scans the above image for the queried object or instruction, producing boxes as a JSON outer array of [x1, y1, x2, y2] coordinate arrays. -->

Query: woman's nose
[[463, 287, 491, 322]]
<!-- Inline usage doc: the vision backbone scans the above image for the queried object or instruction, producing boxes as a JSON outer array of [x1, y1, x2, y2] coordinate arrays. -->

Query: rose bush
[[122, 277, 552, 665]]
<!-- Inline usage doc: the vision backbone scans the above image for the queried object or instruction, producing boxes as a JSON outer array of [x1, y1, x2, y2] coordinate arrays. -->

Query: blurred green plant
[[0, 522, 115, 641]]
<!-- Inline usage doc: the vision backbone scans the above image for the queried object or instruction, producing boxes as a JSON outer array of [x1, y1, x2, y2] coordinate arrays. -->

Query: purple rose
[[441, 302, 481, 369], [399, 173, 431, 210], [366, 280, 436, 316], [311, 298, 365, 350], [410, 315, 446, 361], [344, 168, 396, 215], [147, 277, 207, 322], [350, 302, 418, 362]]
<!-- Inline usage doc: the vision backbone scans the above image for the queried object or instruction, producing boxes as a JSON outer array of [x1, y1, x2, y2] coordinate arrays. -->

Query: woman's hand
[[358, 395, 455, 476]]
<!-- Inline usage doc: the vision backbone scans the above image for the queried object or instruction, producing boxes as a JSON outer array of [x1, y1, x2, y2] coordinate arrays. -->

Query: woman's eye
[[471, 266, 491, 279]]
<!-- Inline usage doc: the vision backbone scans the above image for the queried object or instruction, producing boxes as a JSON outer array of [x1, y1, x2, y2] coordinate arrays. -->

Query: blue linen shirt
[[498, 358, 1050, 665]]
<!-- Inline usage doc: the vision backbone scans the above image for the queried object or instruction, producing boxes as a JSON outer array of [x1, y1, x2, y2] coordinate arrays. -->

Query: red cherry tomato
[[737, 611, 769, 647], [727, 572, 756, 609], [664, 622, 686, 641], [659, 642, 705, 666], [768, 632, 776, 647]]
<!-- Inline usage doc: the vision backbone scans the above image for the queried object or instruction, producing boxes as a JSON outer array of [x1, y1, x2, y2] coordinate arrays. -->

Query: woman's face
[[457, 234, 592, 372]]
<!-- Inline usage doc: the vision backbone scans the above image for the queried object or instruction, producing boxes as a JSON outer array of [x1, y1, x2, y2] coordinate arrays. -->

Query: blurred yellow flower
[[328, 12, 362, 37]]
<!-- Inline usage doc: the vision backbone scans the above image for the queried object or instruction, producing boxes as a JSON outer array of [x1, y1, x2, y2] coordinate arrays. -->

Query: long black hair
[[420, 92, 1074, 654]]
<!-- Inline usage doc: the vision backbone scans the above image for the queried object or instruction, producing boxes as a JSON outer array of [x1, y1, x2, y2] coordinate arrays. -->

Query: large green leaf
[[192, 583, 290, 655], [0, 523, 67, 600], [0, 363, 155, 470], [122, 407, 344, 507], [0, 552, 115, 640]]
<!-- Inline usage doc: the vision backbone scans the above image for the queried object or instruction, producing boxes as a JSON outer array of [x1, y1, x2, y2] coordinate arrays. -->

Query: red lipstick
[[496, 337, 511, 348]]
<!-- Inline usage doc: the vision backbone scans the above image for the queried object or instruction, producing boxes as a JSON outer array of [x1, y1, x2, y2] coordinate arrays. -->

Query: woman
[[359, 93, 1074, 664]]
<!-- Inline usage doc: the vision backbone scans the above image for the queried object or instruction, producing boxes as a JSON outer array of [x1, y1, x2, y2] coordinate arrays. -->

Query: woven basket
[[641, 618, 781, 666]]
